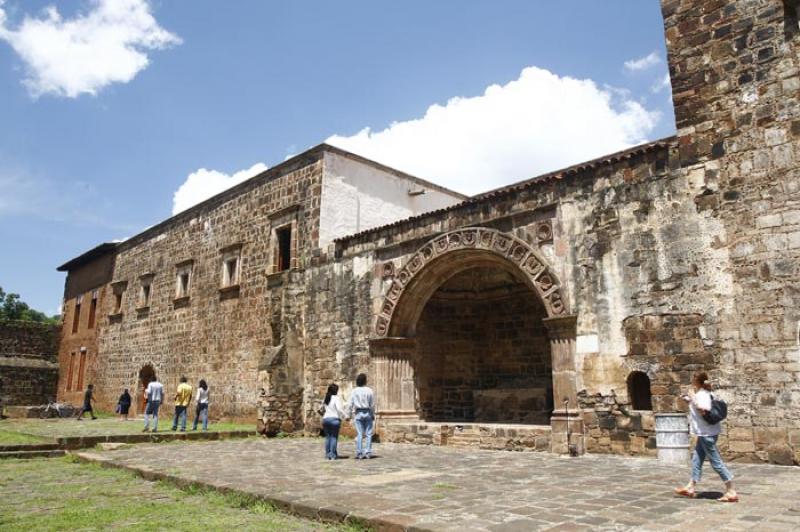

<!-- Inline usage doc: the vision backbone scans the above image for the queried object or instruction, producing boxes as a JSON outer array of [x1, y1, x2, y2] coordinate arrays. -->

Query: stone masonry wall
[[663, 0, 800, 464], [0, 321, 59, 407], [95, 158, 323, 420]]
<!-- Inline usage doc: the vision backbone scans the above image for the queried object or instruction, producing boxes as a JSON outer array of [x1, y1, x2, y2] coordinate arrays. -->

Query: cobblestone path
[[82, 438, 800, 531]]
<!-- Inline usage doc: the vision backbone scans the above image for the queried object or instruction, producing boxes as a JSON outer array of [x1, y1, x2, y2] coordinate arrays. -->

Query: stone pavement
[[79, 438, 800, 531]]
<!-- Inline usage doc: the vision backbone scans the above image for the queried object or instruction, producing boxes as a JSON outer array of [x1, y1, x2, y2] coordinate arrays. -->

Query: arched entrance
[[370, 227, 581, 453], [137, 364, 156, 415]]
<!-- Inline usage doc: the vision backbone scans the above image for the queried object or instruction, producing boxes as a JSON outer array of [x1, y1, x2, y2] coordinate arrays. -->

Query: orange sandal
[[717, 494, 739, 503], [674, 487, 696, 498]]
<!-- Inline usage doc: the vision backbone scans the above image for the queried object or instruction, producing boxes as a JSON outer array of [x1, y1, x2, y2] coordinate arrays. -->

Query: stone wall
[[0, 321, 59, 407], [662, 0, 800, 464]]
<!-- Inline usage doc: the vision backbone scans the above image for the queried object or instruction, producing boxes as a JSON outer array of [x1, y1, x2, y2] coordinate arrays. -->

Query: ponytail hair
[[324, 383, 339, 405], [693, 371, 712, 391]]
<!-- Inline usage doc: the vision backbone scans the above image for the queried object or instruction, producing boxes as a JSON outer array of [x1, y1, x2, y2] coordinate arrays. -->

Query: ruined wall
[[0, 321, 59, 407], [95, 158, 324, 420], [662, 0, 800, 464]]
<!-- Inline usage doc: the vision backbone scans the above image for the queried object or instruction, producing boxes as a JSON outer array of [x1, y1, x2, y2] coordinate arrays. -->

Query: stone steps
[[0, 449, 66, 459], [0, 442, 60, 452]]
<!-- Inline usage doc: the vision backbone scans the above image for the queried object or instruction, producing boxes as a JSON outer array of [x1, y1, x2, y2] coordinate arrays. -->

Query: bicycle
[[39, 400, 77, 419]]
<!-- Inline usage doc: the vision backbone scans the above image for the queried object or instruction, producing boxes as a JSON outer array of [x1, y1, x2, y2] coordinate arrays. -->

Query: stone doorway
[[371, 228, 582, 453], [137, 364, 156, 415]]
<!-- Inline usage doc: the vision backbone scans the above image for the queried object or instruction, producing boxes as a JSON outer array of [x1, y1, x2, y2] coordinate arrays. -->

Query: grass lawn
[[0, 456, 367, 531], [0, 429, 47, 445], [0, 417, 254, 440]]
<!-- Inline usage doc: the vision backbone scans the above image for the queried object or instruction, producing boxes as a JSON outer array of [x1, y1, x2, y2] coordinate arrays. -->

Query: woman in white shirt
[[674, 372, 737, 502], [321, 383, 347, 460], [192, 379, 210, 431]]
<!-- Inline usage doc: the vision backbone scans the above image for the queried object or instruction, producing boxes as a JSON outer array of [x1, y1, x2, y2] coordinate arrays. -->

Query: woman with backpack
[[674, 371, 738, 502]]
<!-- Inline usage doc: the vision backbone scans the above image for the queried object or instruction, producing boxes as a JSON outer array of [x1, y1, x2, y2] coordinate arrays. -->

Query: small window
[[175, 262, 193, 299], [72, 295, 83, 334], [139, 276, 153, 308], [113, 292, 123, 314], [111, 281, 127, 315], [87, 290, 98, 329], [786, 1, 800, 40], [66, 352, 75, 391], [276, 226, 292, 272], [628, 371, 653, 411], [222, 255, 240, 287]]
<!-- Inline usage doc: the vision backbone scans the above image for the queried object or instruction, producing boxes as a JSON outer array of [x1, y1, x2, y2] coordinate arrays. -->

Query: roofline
[[321, 144, 468, 200], [334, 136, 677, 245], [57, 242, 118, 272]]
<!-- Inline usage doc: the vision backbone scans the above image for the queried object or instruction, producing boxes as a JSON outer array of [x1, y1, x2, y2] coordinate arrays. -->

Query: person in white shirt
[[346, 373, 376, 459], [192, 379, 210, 431], [321, 383, 347, 459], [674, 371, 737, 502], [143, 376, 164, 433]]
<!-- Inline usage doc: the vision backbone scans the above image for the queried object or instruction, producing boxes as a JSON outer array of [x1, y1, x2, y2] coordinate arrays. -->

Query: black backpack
[[702, 394, 728, 425]]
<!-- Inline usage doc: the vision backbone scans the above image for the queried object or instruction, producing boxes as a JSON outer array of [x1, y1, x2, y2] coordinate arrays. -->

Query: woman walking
[[321, 383, 347, 460], [675, 372, 738, 502], [192, 379, 210, 431], [117, 389, 132, 421]]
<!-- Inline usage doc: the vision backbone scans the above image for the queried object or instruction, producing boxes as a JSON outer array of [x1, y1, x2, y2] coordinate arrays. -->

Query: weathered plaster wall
[[319, 151, 464, 249]]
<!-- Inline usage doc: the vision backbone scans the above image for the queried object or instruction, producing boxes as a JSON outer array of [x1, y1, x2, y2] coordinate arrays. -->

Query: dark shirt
[[119, 392, 131, 406], [83, 389, 93, 408]]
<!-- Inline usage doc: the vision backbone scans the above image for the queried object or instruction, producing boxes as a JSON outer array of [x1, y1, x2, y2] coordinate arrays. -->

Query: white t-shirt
[[146, 381, 164, 403], [689, 389, 720, 437], [196, 387, 209, 404], [322, 395, 347, 420]]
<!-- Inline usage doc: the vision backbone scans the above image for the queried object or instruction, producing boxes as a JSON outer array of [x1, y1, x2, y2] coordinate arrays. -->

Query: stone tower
[[662, 0, 800, 463]]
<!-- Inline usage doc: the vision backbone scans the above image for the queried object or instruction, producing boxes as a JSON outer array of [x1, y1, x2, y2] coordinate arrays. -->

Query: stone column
[[543, 315, 584, 455], [368, 337, 419, 420]]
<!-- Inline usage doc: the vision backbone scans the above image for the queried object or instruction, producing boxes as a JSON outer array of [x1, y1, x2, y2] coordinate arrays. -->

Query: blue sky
[[0, 0, 675, 314]]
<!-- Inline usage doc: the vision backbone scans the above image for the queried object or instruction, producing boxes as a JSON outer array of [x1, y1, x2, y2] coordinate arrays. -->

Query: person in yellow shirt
[[171, 376, 193, 432]]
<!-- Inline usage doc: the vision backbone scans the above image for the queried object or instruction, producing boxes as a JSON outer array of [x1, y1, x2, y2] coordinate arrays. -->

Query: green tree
[[0, 286, 59, 324]]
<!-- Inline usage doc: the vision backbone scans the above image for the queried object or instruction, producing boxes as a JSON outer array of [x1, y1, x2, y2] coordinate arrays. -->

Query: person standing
[[117, 389, 132, 421], [143, 375, 164, 433], [192, 379, 210, 431], [347, 373, 376, 459], [76, 384, 97, 420], [674, 371, 738, 502], [321, 383, 347, 460], [172, 376, 193, 432]]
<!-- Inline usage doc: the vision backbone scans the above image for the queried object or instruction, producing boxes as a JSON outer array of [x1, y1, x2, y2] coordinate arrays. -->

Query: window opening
[[786, 1, 800, 40], [224, 258, 239, 286], [627, 371, 653, 411], [276, 226, 292, 272], [87, 290, 98, 329], [72, 295, 82, 334]]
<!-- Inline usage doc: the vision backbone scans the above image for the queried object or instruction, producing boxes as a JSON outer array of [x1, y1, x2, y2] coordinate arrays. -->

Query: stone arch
[[136, 363, 156, 414], [375, 227, 568, 338]]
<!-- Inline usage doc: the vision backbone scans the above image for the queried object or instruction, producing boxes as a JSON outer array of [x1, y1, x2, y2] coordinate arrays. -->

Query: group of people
[[72, 375, 211, 432], [141, 374, 210, 433], [319, 373, 376, 460]]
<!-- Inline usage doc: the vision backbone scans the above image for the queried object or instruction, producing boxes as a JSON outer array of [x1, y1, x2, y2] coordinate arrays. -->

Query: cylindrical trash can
[[655, 413, 690, 464]]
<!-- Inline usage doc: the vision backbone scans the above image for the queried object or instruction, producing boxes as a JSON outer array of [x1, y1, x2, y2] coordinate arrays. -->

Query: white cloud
[[327, 66, 660, 195], [624, 51, 661, 72], [172, 163, 268, 215], [652, 73, 672, 93], [0, 0, 180, 98]]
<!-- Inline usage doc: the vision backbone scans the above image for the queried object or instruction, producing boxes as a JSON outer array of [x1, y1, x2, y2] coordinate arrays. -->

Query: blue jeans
[[193, 403, 208, 431], [354, 410, 374, 458], [692, 435, 733, 483], [144, 400, 161, 431], [172, 405, 188, 431], [322, 417, 341, 459]]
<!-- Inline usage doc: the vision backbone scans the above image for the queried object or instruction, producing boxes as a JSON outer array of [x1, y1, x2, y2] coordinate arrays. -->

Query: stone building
[[57, 0, 800, 464], [0, 320, 59, 409]]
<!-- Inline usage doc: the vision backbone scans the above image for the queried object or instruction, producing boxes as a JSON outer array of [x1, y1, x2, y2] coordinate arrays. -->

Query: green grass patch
[[433, 481, 458, 490], [0, 456, 369, 531], [0, 429, 47, 445]]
